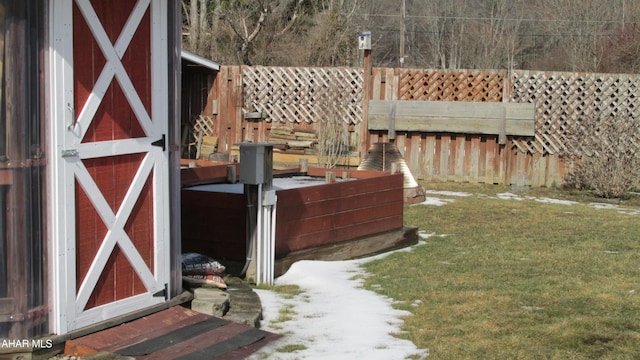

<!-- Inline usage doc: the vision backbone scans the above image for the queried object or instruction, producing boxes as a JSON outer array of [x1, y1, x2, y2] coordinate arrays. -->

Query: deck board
[[64, 306, 280, 359]]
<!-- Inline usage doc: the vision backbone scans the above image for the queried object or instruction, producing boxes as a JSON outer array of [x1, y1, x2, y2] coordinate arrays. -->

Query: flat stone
[[229, 293, 261, 310], [192, 287, 230, 302], [223, 311, 261, 328], [224, 277, 253, 291], [190, 288, 230, 317], [191, 299, 229, 317], [186, 276, 264, 327]]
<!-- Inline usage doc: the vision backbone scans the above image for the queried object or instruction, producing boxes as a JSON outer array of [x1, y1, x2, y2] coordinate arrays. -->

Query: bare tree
[[300, 0, 361, 66], [411, 0, 469, 69], [182, 0, 220, 58], [180, 0, 640, 72], [462, 0, 524, 69], [598, 1, 640, 73], [182, 0, 308, 65], [535, 0, 616, 72], [563, 113, 640, 198], [315, 87, 351, 168], [600, 24, 640, 73], [220, 0, 306, 65]]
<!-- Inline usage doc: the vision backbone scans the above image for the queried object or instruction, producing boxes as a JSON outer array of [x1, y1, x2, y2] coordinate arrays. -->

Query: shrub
[[563, 113, 640, 198], [315, 84, 352, 168]]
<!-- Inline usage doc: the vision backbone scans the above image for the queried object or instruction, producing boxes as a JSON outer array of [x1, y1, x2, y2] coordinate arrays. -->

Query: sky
[[247, 190, 639, 359]]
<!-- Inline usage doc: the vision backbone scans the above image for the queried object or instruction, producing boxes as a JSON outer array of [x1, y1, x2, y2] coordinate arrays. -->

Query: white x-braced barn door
[[50, 0, 170, 333]]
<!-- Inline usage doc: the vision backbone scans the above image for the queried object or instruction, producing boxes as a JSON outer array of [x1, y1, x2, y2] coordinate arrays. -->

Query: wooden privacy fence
[[205, 66, 640, 187]]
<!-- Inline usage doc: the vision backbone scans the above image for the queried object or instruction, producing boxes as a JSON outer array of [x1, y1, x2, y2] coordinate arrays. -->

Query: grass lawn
[[361, 181, 640, 359]]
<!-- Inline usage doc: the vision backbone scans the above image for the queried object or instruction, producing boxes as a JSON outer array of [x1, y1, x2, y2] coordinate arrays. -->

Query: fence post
[[360, 49, 372, 161]]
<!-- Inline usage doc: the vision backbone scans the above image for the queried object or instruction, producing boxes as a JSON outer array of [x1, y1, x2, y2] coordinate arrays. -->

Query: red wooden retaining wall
[[274, 171, 404, 257], [180, 166, 404, 264]]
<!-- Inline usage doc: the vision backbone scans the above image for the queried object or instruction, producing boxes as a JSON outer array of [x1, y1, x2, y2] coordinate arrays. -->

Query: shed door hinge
[[153, 283, 168, 300]]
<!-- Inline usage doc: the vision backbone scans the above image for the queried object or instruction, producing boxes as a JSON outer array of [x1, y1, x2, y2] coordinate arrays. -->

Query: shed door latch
[[151, 134, 166, 151]]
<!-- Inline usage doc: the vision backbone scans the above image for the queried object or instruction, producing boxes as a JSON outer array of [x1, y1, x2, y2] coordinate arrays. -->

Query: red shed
[[1, 0, 182, 340]]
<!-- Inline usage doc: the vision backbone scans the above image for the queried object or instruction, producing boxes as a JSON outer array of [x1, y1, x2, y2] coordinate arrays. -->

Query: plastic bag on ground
[[181, 252, 226, 275]]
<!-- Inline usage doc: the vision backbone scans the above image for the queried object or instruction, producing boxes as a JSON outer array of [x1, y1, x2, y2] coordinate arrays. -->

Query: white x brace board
[[49, 0, 171, 333]]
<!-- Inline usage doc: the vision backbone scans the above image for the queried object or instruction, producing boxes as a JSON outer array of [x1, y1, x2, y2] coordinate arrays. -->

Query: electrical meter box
[[239, 143, 273, 185], [358, 31, 371, 50]]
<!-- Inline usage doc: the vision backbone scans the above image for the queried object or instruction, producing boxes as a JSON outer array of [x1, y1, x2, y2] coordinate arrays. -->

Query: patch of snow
[[250, 246, 429, 360], [534, 197, 577, 205], [418, 232, 437, 240], [521, 305, 545, 311], [589, 202, 620, 210], [497, 192, 525, 201], [415, 197, 455, 206], [424, 190, 472, 197], [589, 202, 640, 215]]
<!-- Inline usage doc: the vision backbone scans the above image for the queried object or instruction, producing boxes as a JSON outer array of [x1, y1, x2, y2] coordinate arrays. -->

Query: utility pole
[[399, 0, 406, 68]]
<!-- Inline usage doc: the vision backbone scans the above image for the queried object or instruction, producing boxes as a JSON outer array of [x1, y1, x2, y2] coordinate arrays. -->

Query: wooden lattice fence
[[208, 65, 640, 186], [242, 66, 362, 125], [510, 70, 640, 155], [398, 69, 505, 102]]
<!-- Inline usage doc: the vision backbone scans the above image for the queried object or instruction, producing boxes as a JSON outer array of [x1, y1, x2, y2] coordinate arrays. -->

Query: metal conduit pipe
[[0, 185, 7, 298], [268, 201, 277, 284], [241, 185, 257, 277], [256, 189, 276, 285], [259, 203, 270, 285], [255, 184, 262, 283]]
